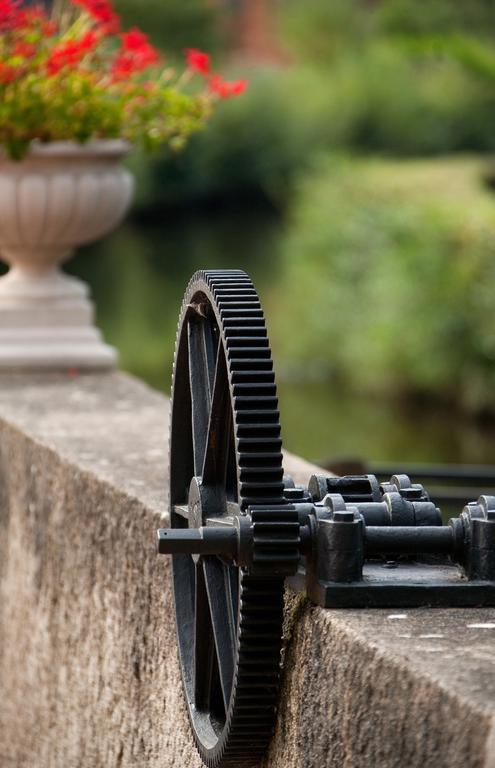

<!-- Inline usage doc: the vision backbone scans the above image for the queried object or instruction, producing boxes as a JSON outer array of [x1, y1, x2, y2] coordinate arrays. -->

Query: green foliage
[[114, 0, 221, 57], [376, 0, 495, 40], [415, 33, 495, 88], [279, 0, 495, 59], [302, 43, 494, 155], [128, 68, 323, 209], [128, 43, 495, 212], [271, 156, 495, 414], [126, 0, 495, 210], [0, 70, 210, 160], [278, 0, 376, 66], [274, 0, 495, 158]]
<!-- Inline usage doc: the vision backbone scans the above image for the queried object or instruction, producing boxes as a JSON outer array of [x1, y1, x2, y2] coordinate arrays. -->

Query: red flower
[[0, 1, 49, 32], [110, 55, 133, 80], [208, 75, 228, 98], [79, 32, 99, 52], [0, 0, 24, 30], [23, 4, 47, 24], [12, 41, 37, 59], [209, 75, 248, 99], [71, 0, 120, 34], [42, 20, 58, 36], [46, 32, 99, 76], [121, 28, 151, 52], [111, 32, 159, 81], [111, 50, 158, 80], [0, 62, 17, 83], [185, 48, 210, 76], [230, 79, 248, 96]]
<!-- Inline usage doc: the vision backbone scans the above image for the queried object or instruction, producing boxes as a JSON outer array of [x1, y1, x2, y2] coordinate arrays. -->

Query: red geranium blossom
[[0, 62, 17, 82], [110, 55, 133, 80], [0, 1, 48, 30], [121, 28, 151, 52], [12, 41, 36, 58], [209, 74, 248, 99], [42, 20, 58, 36], [111, 50, 159, 80], [230, 79, 248, 96], [0, 0, 24, 30], [47, 31, 99, 75], [111, 31, 159, 81], [71, 0, 119, 34], [185, 48, 210, 76], [23, 4, 46, 24]]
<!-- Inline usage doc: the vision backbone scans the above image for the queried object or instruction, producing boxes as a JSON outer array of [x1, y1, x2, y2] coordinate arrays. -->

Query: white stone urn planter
[[0, 140, 134, 370]]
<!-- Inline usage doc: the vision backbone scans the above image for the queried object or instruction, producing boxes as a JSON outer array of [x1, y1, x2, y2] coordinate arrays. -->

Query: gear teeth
[[249, 505, 300, 577], [199, 269, 286, 511], [172, 270, 295, 768]]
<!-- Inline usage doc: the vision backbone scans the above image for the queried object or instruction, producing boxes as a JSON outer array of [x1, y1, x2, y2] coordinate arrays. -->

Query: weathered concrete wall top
[[0, 372, 494, 768]]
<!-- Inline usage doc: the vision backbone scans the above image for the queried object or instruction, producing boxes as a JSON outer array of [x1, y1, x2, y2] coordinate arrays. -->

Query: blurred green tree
[[271, 156, 495, 415], [114, 0, 221, 55]]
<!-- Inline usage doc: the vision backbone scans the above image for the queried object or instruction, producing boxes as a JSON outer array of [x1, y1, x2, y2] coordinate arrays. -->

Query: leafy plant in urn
[[0, 0, 246, 369]]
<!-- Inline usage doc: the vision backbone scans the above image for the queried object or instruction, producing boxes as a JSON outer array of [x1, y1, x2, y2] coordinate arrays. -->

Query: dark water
[[68, 207, 495, 469]]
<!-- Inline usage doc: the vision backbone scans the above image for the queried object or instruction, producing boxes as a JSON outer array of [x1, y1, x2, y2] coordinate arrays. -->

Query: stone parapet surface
[[0, 372, 493, 768]]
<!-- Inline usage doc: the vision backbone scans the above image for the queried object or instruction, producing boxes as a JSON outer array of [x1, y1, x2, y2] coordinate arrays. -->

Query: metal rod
[[365, 526, 455, 555], [157, 527, 238, 556], [369, 463, 495, 483], [425, 486, 495, 504]]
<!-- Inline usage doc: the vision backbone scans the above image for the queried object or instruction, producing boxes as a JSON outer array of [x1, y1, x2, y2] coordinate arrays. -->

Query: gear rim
[[169, 269, 296, 767]]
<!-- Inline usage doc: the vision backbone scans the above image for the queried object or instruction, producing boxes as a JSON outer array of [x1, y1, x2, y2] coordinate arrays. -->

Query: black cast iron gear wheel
[[169, 270, 298, 767]]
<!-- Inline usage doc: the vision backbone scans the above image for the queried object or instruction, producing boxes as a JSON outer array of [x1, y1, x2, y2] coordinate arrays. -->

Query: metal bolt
[[308, 474, 330, 502], [479, 496, 495, 521], [322, 493, 346, 511], [284, 487, 306, 501], [333, 510, 355, 523]]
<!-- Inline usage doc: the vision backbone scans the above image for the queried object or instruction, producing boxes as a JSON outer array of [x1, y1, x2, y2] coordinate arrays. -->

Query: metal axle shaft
[[157, 527, 238, 556], [365, 526, 455, 555]]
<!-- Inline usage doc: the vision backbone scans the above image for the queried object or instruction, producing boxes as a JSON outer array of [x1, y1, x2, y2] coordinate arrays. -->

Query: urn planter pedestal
[[0, 140, 134, 370]]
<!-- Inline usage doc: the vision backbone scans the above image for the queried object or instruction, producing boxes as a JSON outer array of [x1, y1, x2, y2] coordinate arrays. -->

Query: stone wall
[[0, 373, 494, 768]]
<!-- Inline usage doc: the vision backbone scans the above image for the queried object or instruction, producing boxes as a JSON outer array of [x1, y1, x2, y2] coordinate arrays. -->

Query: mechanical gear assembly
[[158, 270, 495, 768]]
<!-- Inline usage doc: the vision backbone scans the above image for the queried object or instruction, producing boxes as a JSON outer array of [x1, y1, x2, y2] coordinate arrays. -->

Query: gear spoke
[[194, 560, 216, 711], [202, 556, 237, 712], [170, 321, 194, 507], [188, 317, 216, 476], [173, 504, 190, 519], [202, 346, 232, 488]]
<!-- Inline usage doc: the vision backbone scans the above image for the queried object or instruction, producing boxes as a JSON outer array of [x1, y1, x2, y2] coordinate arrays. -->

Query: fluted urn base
[[0, 139, 133, 371], [0, 266, 117, 370]]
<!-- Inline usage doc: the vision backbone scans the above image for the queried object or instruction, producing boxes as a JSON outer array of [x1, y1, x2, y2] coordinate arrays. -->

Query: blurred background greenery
[[69, 0, 495, 466]]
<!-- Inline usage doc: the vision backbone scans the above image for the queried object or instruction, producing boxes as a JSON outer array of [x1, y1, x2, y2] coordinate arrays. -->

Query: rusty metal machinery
[[158, 269, 495, 768]]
